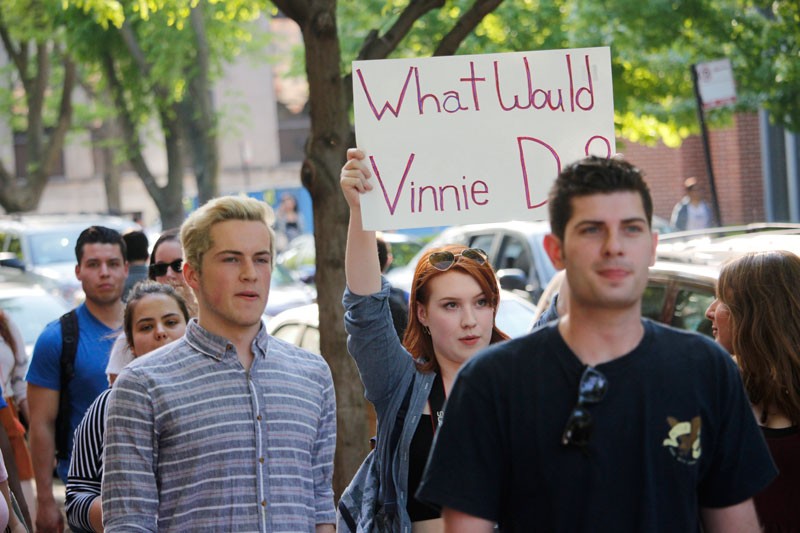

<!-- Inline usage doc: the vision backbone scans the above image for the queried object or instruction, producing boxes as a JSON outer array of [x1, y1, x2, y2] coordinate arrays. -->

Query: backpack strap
[[381, 374, 415, 520], [56, 310, 78, 461]]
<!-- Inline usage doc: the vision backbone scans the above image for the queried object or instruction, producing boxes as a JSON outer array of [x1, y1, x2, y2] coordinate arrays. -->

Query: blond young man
[[102, 196, 336, 532]]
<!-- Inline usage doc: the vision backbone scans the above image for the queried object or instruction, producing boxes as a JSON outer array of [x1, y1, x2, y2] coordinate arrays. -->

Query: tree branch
[[99, 49, 162, 198], [357, 0, 445, 61], [271, 0, 311, 25], [433, 0, 504, 56], [40, 55, 76, 180], [0, 19, 26, 85], [343, 0, 445, 110]]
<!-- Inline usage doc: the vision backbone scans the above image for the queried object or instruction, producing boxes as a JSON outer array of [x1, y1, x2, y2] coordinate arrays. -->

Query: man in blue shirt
[[26, 226, 127, 533]]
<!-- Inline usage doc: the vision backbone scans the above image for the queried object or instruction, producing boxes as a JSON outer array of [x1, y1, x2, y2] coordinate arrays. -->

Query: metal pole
[[691, 64, 723, 226]]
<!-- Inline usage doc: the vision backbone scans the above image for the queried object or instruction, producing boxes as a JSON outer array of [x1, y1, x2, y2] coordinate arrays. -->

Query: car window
[[496, 235, 532, 274], [642, 284, 667, 322], [271, 323, 303, 345], [29, 231, 76, 265], [300, 326, 320, 354], [467, 234, 495, 256], [672, 288, 714, 338], [7, 235, 22, 260]]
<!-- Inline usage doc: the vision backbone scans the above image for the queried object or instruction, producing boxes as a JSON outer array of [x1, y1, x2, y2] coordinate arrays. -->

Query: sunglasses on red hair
[[428, 248, 488, 271]]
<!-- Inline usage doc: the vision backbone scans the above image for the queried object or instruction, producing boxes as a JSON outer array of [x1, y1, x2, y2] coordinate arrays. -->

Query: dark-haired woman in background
[[706, 250, 800, 531]]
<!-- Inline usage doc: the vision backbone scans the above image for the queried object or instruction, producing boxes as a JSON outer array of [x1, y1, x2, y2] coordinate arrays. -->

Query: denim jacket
[[340, 279, 435, 532]]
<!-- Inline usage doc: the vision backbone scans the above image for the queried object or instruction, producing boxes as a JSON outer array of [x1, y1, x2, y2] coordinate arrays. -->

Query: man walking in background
[[670, 176, 715, 230], [121, 230, 149, 300], [27, 226, 127, 533]]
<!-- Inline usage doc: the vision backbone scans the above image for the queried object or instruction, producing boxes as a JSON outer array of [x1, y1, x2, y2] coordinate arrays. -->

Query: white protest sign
[[352, 46, 615, 230]]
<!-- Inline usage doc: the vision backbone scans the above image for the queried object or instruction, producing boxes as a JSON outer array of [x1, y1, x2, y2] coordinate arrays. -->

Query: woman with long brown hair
[[705, 250, 800, 531], [338, 148, 509, 532]]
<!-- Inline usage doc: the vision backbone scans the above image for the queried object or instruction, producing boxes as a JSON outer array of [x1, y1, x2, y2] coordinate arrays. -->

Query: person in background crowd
[[338, 148, 509, 532], [670, 176, 715, 231], [377, 234, 409, 340], [0, 310, 34, 520], [274, 192, 304, 252], [106, 229, 199, 384], [66, 281, 189, 533], [26, 226, 127, 533], [0, 446, 28, 533], [705, 250, 800, 531], [121, 231, 149, 301], [148, 229, 198, 316], [0, 392, 31, 531], [103, 196, 336, 532], [417, 156, 775, 532]]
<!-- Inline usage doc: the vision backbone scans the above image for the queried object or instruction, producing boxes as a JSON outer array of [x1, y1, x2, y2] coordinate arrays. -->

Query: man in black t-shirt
[[417, 156, 776, 532]]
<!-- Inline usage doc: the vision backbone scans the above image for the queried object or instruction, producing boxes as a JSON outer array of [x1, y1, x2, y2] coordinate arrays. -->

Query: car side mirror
[[497, 268, 527, 292], [0, 253, 25, 271]]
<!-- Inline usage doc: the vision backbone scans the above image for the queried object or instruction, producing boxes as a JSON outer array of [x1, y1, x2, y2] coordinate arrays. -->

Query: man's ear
[[183, 261, 200, 291], [649, 230, 659, 266], [544, 234, 565, 270]]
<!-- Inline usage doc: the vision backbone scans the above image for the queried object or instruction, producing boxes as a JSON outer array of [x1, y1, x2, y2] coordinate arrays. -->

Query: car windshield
[[29, 231, 81, 266], [0, 293, 68, 345]]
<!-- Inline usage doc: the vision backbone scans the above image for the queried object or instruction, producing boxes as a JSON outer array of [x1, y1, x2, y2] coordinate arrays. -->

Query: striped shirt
[[102, 319, 336, 532], [66, 388, 111, 532]]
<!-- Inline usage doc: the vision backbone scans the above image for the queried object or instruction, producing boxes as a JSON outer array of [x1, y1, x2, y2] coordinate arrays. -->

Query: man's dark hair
[[123, 230, 149, 262], [75, 226, 126, 264], [377, 236, 390, 272], [548, 156, 653, 241]]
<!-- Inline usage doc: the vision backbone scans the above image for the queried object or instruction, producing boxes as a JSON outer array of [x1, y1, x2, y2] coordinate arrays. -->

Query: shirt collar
[[184, 318, 270, 361]]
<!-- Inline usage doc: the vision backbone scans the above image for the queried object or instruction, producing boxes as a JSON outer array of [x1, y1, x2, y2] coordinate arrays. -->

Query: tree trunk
[[186, 2, 219, 205], [99, 119, 122, 213], [294, 1, 370, 500], [0, 47, 75, 213]]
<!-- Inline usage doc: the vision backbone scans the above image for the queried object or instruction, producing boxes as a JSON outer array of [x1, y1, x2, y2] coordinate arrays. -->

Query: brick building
[[622, 112, 766, 227]]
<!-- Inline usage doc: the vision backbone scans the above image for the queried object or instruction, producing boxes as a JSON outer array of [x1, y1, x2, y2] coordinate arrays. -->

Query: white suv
[[0, 214, 139, 303]]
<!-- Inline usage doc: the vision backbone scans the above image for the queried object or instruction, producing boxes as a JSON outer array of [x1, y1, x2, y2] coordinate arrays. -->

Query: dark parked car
[[533, 223, 800, 337]]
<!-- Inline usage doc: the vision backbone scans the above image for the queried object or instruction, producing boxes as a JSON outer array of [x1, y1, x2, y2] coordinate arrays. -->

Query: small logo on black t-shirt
[[662, 416, 702, 464]]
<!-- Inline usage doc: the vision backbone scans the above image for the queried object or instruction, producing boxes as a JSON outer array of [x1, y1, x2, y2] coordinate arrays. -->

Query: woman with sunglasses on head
[[338, 148, 509, 533], [65, 281, 190, 533], [705, 250, 800, 532]]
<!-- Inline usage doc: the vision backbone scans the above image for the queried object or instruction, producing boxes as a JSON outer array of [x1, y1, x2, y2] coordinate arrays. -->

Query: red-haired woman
[[338, 148, 509, 533]]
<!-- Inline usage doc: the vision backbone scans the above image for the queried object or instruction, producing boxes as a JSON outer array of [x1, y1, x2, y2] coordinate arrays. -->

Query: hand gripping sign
[[353, 46, 615, 230]]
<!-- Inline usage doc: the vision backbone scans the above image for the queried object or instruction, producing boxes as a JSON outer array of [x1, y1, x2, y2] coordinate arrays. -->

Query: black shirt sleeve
[[416, 353, 507, 521]]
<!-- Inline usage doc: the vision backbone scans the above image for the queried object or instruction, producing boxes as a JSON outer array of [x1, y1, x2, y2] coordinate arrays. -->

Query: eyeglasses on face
[[149, 259, 183, 278], [561, 365, 608, 450], [428, 248, 488, 271]]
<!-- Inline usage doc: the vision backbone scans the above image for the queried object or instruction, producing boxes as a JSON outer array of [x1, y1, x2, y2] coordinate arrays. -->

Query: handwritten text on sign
[[352, 47, 615, 230]]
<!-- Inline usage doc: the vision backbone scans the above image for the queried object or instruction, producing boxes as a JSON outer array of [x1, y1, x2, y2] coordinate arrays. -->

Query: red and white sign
[[352, 47, 615, 231], [695, 59, 737, 110]]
